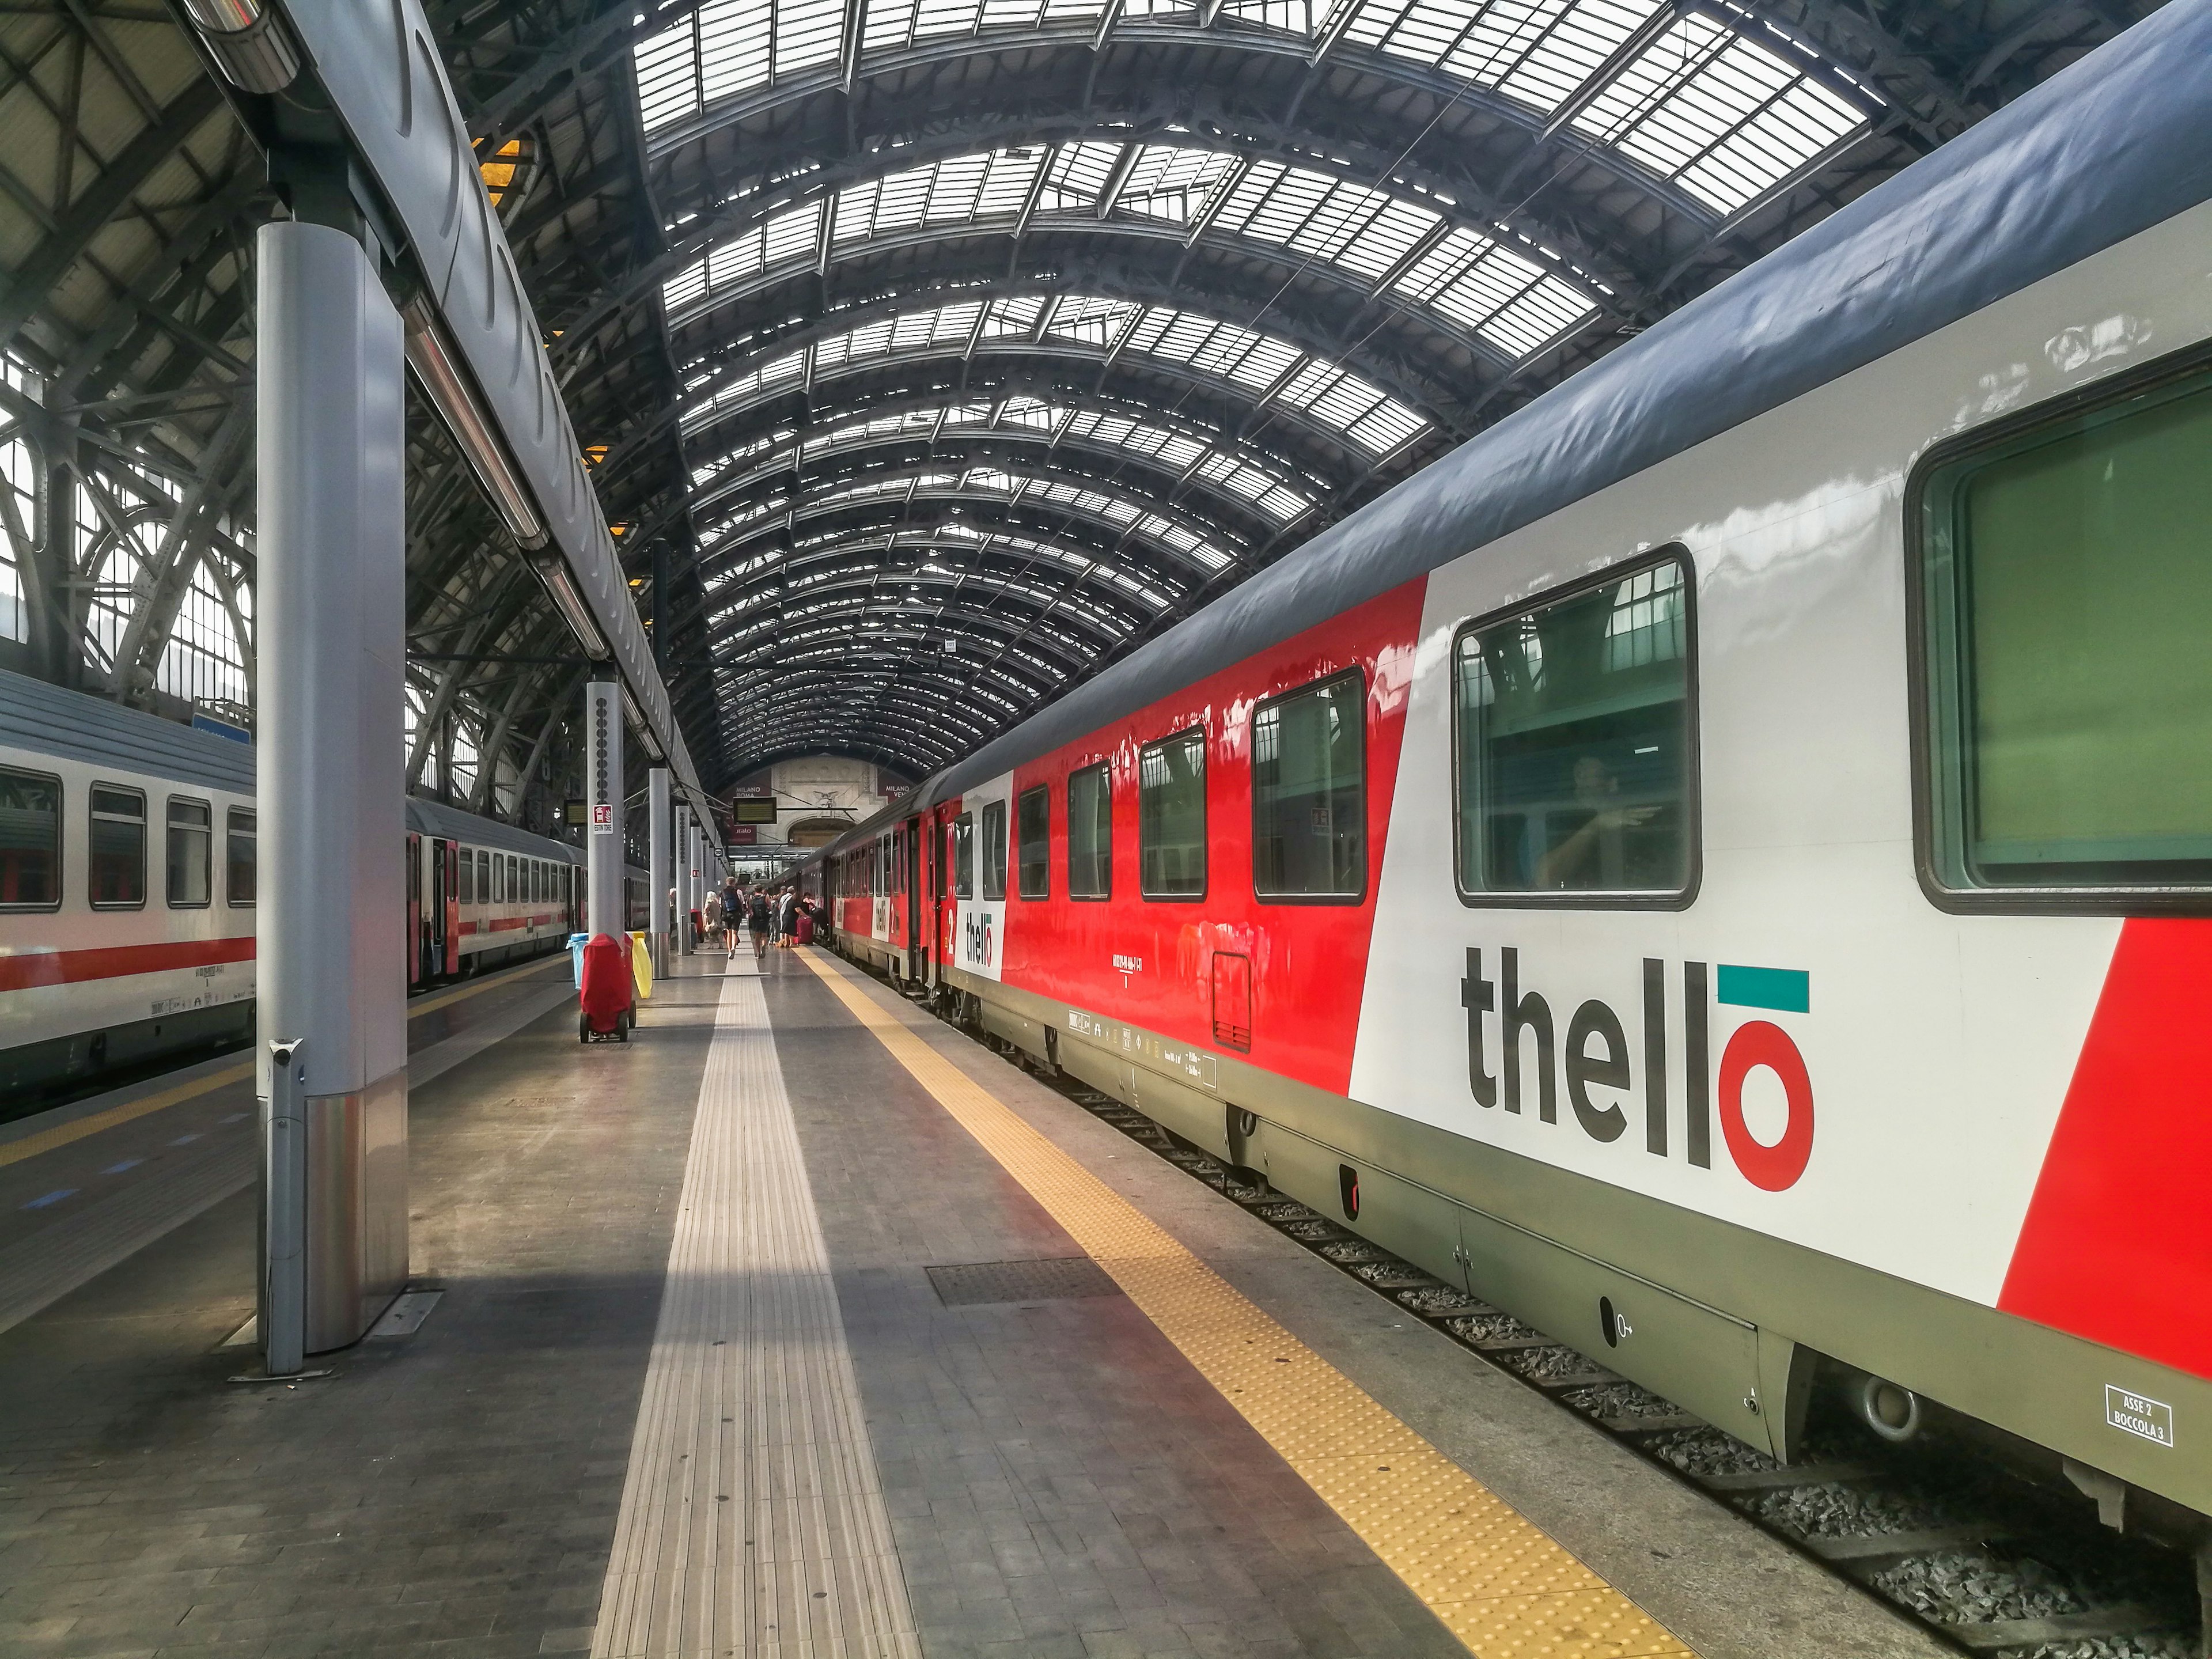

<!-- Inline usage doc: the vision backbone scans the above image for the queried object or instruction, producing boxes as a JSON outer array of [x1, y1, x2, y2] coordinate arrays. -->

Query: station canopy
[[0, 0, 2160, 799]]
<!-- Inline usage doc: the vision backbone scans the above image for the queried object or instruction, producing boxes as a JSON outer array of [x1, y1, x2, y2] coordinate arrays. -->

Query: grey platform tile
[[0, 971, 726, 1659], [761, 965, 1472, 1659]]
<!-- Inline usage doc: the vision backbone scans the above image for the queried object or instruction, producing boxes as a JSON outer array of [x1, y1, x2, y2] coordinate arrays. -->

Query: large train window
[[1253, 671, 1366, 902], [953, 815, 974, 899], [1068, 763, 1111, 899], [226, 809, 256, 906], [1017, 787, 1050, 899], [0, 766, 59, 909], [1452, 552, 1696, 906], [166, 797, 212, 907], [89, 786, 146, 908], [981, 801, 1007, 900], [1140, 730, 1207, 899], [1916, 364, 2212, 904]]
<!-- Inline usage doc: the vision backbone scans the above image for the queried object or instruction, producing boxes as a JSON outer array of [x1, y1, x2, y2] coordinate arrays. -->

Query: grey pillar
[[256, 219, 408, 1361], [585, 677, 624, 937], [647, 768, 670, 974], [675, 803, 692, 955]]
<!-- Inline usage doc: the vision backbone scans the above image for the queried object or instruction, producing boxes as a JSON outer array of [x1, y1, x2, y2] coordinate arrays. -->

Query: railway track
[[929, 1005, 2205, 1659]]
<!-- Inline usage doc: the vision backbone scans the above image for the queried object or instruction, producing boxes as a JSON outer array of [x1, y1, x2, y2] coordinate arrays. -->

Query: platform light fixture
[[179, 0, 298, 92], [529, 553, 610, 658], [401, 300, 548, 550]]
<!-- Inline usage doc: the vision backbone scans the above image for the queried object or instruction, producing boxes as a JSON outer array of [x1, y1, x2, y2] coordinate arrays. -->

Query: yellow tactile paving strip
[[0, 954, 563, 1171], [796, 948, 1696, 1659]]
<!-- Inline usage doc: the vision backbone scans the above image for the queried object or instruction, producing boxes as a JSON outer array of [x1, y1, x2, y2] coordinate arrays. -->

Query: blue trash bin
[[569, 933, 589, 988]]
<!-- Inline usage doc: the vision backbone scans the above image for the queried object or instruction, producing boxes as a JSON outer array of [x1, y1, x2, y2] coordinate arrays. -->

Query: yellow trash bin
[[628, 931, 653, 1000]]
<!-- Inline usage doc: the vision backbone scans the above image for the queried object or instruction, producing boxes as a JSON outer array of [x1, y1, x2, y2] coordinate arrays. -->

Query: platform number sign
[[592, 696, 613, 835]]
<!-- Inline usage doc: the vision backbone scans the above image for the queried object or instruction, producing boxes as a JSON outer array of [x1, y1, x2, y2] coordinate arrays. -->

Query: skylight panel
[[1483, 0, 1655, 111], [1129, 311, 1300, 392], [1212, 164, 1440, 281], [1041, 143, 1125, 212], [1271, 361, 1425, 453], [1043, 296, 1138, 349], [834, 150, 1046, 243], [1194, 453, 1310, 523], [1571, 13, 1865, 214], [633, 19, 702, 132], [698, 0, 772, 105], [774, 0, 844, 77], [1116, 147, 1239, 225], [664, 200, 826, 313], [684, 349, 805, 429], [1388, 225, 1596, 356]]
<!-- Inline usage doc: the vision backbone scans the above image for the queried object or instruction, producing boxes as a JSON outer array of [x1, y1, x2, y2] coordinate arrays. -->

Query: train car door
[[406, 831, 423, 987], [904, 817, 923, 981], [442, 841, 461, 974]]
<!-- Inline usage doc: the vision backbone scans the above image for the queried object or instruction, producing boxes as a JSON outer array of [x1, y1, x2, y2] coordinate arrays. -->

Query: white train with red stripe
[[805, 6, 2212, 1544], [0, 668, 584, 1113]]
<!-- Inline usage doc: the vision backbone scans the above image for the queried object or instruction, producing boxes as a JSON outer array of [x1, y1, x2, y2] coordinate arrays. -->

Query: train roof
[[0, 667, 586, 866], [0, 666, 255, 795], [404, 795, 584, 863], [895, 0, 2212, 812]]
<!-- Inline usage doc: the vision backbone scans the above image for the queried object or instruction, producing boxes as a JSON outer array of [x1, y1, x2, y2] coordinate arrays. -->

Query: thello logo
[[1460, 949, 1814, 1191], [963, 908, 995, 968]]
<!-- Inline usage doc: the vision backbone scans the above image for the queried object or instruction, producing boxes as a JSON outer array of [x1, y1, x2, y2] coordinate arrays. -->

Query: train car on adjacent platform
[[0, 669, 582, 1107], [808, 9, 2212, 1540]]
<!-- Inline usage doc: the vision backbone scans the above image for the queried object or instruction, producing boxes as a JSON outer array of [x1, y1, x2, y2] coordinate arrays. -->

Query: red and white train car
[[1, 669, 582, 1112], [811, 9, 2212, 1536]]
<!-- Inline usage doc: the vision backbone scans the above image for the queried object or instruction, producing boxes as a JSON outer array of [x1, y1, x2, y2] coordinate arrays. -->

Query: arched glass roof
[[636, 0, 1874, 219], [678, 293, 1427, 457], [661, 142, 1605, 364], [698, 462, 1251, 575], [688, 393, 1323, 529]]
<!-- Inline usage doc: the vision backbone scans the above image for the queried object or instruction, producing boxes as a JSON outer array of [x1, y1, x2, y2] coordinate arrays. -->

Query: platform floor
[[0, 948, 1948, 1659]]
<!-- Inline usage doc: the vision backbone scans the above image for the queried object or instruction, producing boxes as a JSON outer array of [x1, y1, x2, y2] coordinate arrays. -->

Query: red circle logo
[[1718, 1020, 1815, 1191]]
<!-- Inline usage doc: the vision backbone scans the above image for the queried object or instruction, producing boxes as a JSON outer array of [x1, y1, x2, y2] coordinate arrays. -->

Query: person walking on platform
[[778, 887, 797, 948], [702, 886, 723, 950], [747, 887, 772, 963], [721, 877, 744, 958]]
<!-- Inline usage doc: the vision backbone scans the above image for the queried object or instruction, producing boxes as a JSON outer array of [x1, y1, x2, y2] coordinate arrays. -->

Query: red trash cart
[[578, 931, 635, 1042]]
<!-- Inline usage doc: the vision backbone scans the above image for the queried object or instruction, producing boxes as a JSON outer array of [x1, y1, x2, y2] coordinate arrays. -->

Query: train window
[[1139, 730, 1207, 899], [166, 797, 212, 907], [1453, 554, 1695, 904], [226, 809, 256, 906], [953, 814, 974, 899], [1918, 367, 2212, 902], [0, 766, 60, 909], [1017, 787, 1050, 899], [478, 849, 490, 903], [980, 801, 1007, 902], [89, 786, 146, 908], [1067, 763, 1111, 899], [1253, 671, 1366, 902]]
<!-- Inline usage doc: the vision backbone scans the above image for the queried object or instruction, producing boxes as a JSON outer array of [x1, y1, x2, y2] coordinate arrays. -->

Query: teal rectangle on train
[[1716, 964, 1809, 1013]]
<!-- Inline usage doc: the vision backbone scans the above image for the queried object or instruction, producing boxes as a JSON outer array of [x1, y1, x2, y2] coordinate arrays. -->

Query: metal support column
[[674, 803, 692, 955], [256, 219, 408, 1363], [647, 768, 670, 974], [585, 677, 624, 938]]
